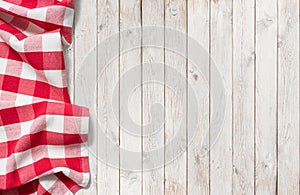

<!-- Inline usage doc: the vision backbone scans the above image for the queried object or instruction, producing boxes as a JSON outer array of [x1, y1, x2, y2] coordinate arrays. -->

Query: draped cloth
[[0, 0, 90, 194]]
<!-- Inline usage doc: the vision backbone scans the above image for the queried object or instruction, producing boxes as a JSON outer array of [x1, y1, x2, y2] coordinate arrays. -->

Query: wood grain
[[187, 0, 209, 194], [232, 0, 255, 194], [210, 0, 233, 194], [119, 0, 142, 194], [277, 0, 300, 194], [142, 0, 165, 195], [97, 0, 120, 194], [164, 0, 187, 194], [64, 0, 300, 194], [255, 0, 277, 194]]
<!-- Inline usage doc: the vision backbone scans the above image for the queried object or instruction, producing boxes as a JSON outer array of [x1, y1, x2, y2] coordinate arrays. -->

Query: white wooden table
[[65, 0, 299, 194]]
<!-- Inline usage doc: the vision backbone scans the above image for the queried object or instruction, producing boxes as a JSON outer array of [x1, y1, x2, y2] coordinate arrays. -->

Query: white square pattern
[[14, 149, 34, 169], [46, 115, 64, 134], [42, 33, 62, 52], [0, 126, 7, 142], [0, 0, 13, 10], [20, 120, 34, 137], [44, 70, 64, 87], [27, 7, 47, 22], [63, 7, 74, 27], [21, 62, 37, 80], [9, 36, 25, 52], [15, 93, 34, 107], [39, 174, 58, 191], [81, 117, 89, 134], [47, 145, 65, 159], [0, 158, 7, 175], [0, 58, 7, 74]]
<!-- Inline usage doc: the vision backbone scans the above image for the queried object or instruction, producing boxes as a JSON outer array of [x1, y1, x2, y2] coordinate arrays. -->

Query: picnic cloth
[[0, 0, 90, 194]]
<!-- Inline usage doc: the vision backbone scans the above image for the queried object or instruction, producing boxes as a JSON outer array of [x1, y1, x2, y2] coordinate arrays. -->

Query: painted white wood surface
[[277, 0, 299, 194], [119, 0, 143, 194], [142, 1, 165, 195], [164, 0, 187, 194], [66, 0, 300, 194], [187, 0, 209, 194], [210, 0, 232, 194], [97, 0, 120, 194], [255, 0, 277, 194], [232, 0, 255, 194]]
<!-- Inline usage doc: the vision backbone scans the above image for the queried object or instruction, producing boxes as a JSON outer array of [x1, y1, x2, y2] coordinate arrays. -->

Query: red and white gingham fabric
[[0, 0, 90, 194]]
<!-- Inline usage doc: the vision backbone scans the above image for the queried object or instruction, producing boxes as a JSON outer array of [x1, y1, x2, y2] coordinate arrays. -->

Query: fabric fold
[[0, 0, 90, 194]]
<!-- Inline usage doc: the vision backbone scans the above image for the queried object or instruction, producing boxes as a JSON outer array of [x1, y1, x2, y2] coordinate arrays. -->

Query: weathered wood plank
[[74, 0, 98, 194], [255, 0, 277, 194], [232, 0, 255, 194], [97, 0, 120, 194], [277, 0, 300, 194], [119, 0, 143, 194], [164, 0, 187, 194], [70, 1, 300, 194], [142, 0, 165, 195], [210, 0, 233, 194], [187, 0, 210, 194]]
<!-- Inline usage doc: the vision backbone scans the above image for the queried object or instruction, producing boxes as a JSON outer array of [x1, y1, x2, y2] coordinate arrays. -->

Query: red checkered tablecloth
[[0, 0, 90, 194]]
